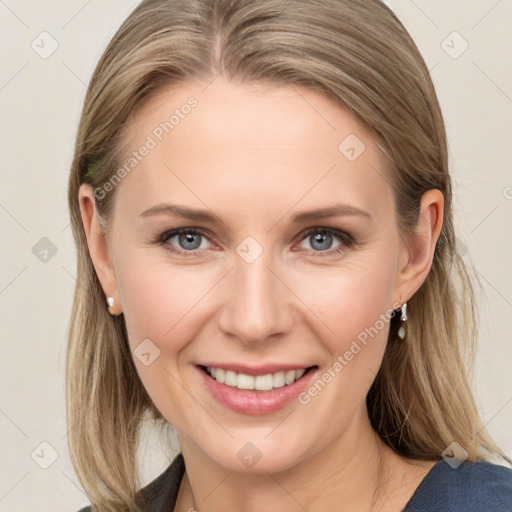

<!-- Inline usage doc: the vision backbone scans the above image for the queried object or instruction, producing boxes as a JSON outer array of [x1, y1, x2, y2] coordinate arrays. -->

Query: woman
[[67, 0, 512, 511]]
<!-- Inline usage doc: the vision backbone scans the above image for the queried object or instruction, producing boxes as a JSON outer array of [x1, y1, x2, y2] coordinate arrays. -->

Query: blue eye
[[297, 228, 354, 256], [153, 227, 355, 258], [302, 231, 338, 251], [172, 231, 204, 250], [158, 228, 212, 257]]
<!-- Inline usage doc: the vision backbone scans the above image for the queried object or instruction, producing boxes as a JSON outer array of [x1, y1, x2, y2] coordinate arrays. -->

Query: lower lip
[[197, 365, 318, 416]]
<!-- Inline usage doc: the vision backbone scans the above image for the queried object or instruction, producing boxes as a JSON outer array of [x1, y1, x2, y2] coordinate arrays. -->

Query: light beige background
[[0, 1, 511, 510]]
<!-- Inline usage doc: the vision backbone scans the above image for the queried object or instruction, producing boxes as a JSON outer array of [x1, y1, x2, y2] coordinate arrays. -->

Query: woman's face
[[85, 77, 420, 473]]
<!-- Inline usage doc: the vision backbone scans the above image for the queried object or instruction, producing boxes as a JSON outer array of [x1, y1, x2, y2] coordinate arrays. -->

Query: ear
[[393, 189, 444, 304], [78, 183, 122, 315]]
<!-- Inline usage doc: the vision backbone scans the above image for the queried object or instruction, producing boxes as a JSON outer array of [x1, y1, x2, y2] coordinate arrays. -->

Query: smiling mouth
[[199, 365, 317, 392]]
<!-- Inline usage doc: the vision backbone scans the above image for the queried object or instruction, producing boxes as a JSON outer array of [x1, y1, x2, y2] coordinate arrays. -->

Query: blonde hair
[[66, 0, 507, 510]]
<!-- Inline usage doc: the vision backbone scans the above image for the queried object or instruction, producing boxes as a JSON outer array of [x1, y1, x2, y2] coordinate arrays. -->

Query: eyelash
[[152, 227, 357, 258]]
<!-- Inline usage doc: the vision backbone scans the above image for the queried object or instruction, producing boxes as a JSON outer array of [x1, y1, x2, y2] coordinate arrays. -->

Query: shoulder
[[405, 459, 512, 512], [137, 451, 185, 508], [75, 452, 185, 512]]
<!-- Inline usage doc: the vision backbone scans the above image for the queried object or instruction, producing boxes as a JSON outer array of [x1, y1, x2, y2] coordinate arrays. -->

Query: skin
[[79, 77, 444, 511]]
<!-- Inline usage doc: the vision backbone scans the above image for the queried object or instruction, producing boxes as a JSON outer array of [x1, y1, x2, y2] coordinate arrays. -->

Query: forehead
[[115, 77, 393, 221], [126, 77, 378, 154]]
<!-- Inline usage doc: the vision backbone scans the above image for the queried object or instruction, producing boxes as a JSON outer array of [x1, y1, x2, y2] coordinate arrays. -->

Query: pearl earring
[[107, 296, 115, 308], [398, 302, 407, 340]]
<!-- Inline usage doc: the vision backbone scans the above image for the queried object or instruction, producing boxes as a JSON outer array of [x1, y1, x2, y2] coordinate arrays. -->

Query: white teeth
[[225, 370, 237, 386], [295, 368, 306, 379], [284, 370, 296, 385], [255, 373, 273, 391], [206, 367, 309, 391], [215, 368, 225, 384], [237, 373, 255, 390], [272, 371, 285, 388]]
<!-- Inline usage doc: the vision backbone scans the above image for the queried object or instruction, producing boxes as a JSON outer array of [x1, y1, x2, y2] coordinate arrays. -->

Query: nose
[[217, 252, 294, 345]]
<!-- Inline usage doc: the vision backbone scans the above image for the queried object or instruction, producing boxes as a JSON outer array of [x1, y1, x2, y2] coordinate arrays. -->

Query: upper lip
[[198, 363, 316, 376]]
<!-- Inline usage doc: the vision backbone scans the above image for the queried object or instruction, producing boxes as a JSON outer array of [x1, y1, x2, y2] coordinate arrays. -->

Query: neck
[[174, 407, 418, 512]]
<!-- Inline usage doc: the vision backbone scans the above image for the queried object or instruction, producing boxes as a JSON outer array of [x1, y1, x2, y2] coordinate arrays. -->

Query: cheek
[[291, 250, 397, 364], [115, 252, 221, 352], [287, 257, 397, 426], [114, 253, 219, 423], [117, 242, 398, 354]]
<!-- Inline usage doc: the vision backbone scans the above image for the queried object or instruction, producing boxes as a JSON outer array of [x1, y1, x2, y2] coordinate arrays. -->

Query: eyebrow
[[139, 203, 372, 223]]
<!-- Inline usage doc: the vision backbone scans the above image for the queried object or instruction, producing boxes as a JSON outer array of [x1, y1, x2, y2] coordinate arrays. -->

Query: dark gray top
[[78, 453, 512, 511]]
